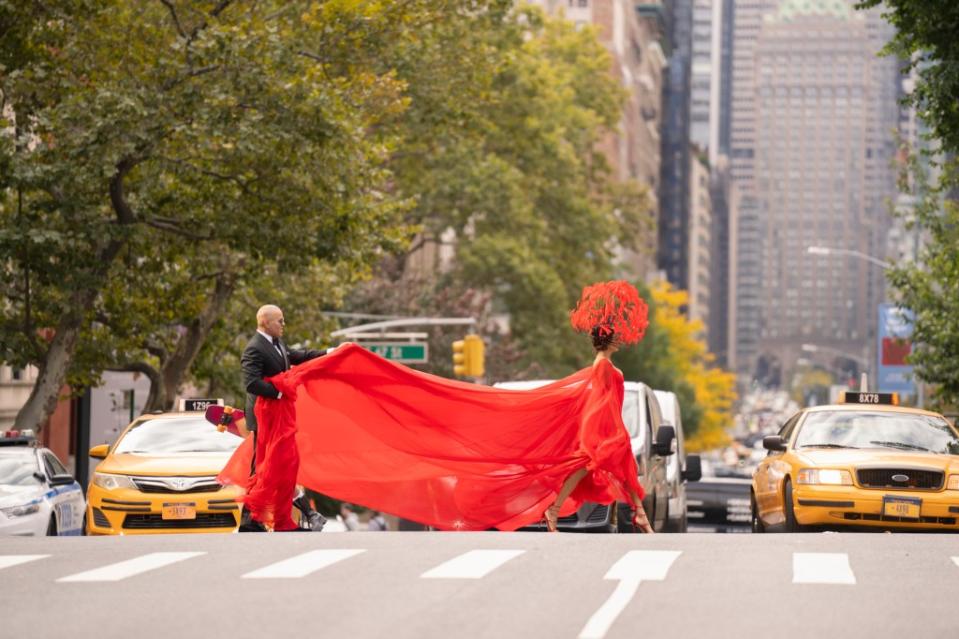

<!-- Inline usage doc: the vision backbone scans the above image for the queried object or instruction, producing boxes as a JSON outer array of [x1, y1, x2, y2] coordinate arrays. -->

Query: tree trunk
[[13, 295, 90, 432], [14, 154, 140, 431], [153, 268, 238, 411], [110, 362, 163, 413]]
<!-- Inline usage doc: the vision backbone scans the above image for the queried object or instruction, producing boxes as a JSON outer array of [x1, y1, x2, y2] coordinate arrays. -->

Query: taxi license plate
[[883, 496, 921, 519], [161, 503, 197, 520]]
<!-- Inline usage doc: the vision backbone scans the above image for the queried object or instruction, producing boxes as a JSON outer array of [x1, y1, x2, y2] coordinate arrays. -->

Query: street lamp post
[[805, 245, 894, 270]]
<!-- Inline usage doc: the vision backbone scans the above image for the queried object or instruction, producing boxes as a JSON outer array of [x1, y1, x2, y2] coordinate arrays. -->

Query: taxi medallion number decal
[[882, 496, 920, 519], [162, 502, 197, 520]]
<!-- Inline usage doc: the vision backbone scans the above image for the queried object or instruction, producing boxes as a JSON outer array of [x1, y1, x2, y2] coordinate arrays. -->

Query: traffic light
[[452, 334, 485, 377]]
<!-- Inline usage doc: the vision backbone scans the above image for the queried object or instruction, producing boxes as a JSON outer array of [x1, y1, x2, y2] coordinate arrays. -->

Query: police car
[[0, 430, 85, 536]]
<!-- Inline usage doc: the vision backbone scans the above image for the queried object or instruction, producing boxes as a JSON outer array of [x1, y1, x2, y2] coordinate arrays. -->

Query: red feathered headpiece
[[569, 280, 649, 345]]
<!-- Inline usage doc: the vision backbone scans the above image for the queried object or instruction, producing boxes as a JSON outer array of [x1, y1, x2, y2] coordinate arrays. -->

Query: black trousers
[[249, 430, 257, 476]]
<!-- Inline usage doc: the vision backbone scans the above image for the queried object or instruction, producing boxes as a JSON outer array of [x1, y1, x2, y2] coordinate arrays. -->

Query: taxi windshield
[[0, 450, 40, 487], [113, 417, 243, 455], [796, 411, 959, 455]]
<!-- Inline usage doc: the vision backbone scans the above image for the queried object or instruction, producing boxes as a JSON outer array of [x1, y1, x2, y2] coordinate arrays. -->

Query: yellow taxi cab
[[751, 391, 959, 532], [86, 403, 245, 535]]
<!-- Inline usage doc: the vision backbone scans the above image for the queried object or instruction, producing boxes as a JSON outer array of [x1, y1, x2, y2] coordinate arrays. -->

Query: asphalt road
[[3, 532, 958, 639]]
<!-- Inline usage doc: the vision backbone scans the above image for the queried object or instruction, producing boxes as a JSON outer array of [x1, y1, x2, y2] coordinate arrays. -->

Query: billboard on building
[[877, 303, 915, 395]]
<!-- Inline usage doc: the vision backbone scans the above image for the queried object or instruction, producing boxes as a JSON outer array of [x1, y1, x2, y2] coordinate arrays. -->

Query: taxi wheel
[[46, 515, 58, 537], [751, 492, 764, 533], [783, 480, 807, 533]]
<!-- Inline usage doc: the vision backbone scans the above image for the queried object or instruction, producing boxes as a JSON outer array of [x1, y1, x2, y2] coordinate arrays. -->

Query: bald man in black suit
[[239, 304, 329, 531]]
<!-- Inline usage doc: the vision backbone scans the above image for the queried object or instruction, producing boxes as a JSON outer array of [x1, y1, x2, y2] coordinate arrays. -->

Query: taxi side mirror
[[89, 444, 109, 459], [762, 435, 787, 452]]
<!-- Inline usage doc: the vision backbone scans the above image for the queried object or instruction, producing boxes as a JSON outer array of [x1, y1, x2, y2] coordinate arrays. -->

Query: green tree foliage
[[1, 1, 418, 429], [886, 156, 959, 407], [858, 0, 959, 153], [356, 6, 653, 378], [1, 1, 655, 429], [857, 0, 959, 408]]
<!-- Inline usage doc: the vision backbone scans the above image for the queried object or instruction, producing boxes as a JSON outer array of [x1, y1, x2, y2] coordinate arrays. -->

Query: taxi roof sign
[[842, 392, 899, 406], [178, 398, 224, 412]]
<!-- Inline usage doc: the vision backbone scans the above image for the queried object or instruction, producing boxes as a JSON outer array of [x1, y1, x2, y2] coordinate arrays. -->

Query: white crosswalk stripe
[[243, 549, 365, 579], [0, 555, 49, 571], [792, 552, 856, 585], [952, 556, 959, 568], [421, 549, 525, 579], [57, 552, 205, 583]]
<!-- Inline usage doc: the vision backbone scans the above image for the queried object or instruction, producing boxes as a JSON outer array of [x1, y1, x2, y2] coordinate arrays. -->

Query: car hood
[[0, 485, 42, 507], [97, 452, 234, 476], [793, 448, 959, 471]]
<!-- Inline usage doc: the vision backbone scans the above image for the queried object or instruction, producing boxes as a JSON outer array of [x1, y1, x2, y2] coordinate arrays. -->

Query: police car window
[[0, 450, 40, 487], [795, 411, 959, 455], [112, 416, 244, 454], [621, 391, 640, 437], [44, 453, 68, 477]]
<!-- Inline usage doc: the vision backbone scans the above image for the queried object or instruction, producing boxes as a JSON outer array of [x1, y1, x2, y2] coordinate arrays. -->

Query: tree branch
[[109, 156, 143, 225], [144, 217, 214, 240], [159, 0, 187, 39], [109, 361, 162, 411]]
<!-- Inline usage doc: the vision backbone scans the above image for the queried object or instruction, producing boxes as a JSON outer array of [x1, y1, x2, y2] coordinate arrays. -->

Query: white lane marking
[[792, 552, 856, 585], [0, 555, 49, 570], [579, 550, 682, 639], [57, 552, 204, 583], [421, 549, 525, 579], [952, 557, 959, 568], [243, 549, 365, 579]]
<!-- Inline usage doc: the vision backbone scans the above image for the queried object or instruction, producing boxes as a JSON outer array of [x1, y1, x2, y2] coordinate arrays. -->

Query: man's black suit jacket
[[241, 333, 327, 432]]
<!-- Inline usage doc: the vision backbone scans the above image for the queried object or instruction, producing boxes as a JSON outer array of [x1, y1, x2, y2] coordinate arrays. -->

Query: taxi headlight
[[0, 502, 40, 518], [947, 475, 959, 490], [796, 468, 853, 486], [92, 472, 137, 491]]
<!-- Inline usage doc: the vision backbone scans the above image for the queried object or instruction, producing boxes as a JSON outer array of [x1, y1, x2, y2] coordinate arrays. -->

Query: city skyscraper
[[727, 0, 900, 386], [658, 0, 732, 360]]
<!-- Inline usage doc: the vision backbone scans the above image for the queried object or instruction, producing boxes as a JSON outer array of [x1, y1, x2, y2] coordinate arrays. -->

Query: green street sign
[[362, 342, 428, 363]]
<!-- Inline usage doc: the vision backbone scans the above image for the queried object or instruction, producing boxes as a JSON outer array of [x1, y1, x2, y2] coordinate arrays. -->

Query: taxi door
[[753, 413, 800, 527]]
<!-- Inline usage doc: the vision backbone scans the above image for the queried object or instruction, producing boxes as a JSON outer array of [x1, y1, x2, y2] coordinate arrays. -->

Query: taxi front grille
[[133, 480, 222, 494], [92, 507, 110, 528], [122, 513, 237, 529], [856, 468, 943, 490], [842, 512, 956, 525]]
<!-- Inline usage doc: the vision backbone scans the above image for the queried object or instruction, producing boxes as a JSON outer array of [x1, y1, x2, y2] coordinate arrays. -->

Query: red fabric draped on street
[[218, 344, 644, 531]]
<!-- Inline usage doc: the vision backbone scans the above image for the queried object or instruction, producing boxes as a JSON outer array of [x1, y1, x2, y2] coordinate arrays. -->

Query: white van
[[653, 390, 702, 532]]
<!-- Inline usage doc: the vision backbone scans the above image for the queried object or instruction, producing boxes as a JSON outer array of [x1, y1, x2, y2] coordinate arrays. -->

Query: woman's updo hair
[[591, 325, 616, 352]]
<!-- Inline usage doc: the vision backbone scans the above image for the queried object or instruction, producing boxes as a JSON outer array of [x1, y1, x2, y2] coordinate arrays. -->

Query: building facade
[[727, 0, 900, 386], [688, 150, 712, 327]]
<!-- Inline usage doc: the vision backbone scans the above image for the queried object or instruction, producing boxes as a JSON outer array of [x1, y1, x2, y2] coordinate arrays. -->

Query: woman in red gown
[[219, 281, 654, 533]]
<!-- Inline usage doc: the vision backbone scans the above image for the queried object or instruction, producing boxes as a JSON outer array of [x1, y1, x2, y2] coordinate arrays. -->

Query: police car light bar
[[842, 392, 899, 406], [0, 429, 37, 446]]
